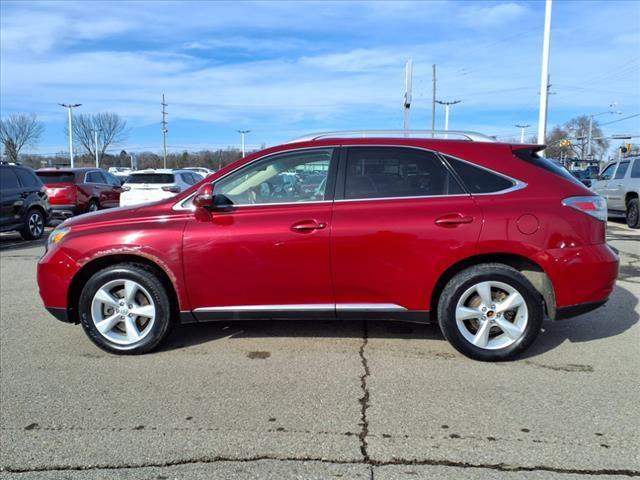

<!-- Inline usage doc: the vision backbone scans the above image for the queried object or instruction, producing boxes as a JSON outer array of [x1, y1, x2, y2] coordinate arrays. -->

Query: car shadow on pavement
[[0, 231, 49, 253], [159, 284, 639, 359]]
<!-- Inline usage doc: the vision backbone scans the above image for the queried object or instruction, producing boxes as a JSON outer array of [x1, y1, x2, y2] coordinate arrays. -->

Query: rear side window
[[631, 159, 640, 179], [1, 167, 20, 190], [513, 149, 583, 186], [127, 173, 175, 184], [444, 156, 514, 194], [614, 161, 629, 180], [36, 172, 76, 183], [344, 147, 463, 200], [85, 171, 106, 183], [15, 168, 42, 188]]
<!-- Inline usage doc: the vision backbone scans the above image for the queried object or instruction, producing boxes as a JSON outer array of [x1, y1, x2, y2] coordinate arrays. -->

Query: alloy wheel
[[28, 212, 44, 238], [455, 280, 528, 350], [91, 279, 156, 346]]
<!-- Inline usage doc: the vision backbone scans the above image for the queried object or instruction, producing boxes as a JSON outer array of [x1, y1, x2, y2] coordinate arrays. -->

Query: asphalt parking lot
[[0, 222, 638, 479]]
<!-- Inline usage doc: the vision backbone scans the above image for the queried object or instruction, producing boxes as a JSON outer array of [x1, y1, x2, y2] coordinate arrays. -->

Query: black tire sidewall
[[438, 266, 543, 361], [626, 198, 640, 229], [87, 200, 100, 213], [20, 208, 44, 240], [78, 265, 172, 355]]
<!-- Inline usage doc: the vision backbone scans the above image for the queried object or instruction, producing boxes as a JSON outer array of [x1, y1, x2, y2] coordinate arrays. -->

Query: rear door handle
[[435, 214, 474, 226], [291, 221, 327, 232]]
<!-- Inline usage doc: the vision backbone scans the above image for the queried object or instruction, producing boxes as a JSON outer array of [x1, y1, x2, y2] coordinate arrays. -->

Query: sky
[[1, 0, 639, 156]]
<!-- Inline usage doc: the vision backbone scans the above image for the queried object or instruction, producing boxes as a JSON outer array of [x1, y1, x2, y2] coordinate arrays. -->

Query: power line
[[600, 113, 640, 127]]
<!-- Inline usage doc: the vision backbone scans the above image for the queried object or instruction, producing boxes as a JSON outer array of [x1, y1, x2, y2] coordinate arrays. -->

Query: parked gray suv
[[590, 156, 640, 228]]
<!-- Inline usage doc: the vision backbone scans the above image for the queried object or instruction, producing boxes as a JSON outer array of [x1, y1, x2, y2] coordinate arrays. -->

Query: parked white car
[[183, 167, 214, 177], [590, 156, 640, 228], [120, 169, 203, 207]]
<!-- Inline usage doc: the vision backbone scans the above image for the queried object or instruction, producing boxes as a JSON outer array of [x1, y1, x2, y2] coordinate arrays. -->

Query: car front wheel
[[437, 263, 543, 361], [78, 263, 173, 354]]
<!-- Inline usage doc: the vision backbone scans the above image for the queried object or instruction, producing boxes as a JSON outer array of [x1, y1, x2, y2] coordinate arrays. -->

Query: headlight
[[48, 226, 71, 248]]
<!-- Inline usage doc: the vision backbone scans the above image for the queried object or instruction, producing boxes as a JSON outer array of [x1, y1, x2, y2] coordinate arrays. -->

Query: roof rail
[[287, 130, 496, 144]]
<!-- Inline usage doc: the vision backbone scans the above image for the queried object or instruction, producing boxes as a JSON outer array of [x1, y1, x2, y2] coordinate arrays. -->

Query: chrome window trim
[[173, 144, 527, 211], [193, 303, 406, 313]]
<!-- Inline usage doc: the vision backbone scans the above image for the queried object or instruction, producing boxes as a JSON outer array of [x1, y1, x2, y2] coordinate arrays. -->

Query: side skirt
[[188, 309, 430, 324]]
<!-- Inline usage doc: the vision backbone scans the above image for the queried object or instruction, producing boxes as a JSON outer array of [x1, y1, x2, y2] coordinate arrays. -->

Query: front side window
[[614, 161, 629, 180], [105, 173, 121, 186], [344, 147, 463, 200], [600, 163, 616, 180], [214, 149, 333, 205]]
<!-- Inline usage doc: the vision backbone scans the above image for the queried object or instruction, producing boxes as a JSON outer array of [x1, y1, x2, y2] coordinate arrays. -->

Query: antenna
[[403, 59, 413, 130], [161, 93, 168, 169]]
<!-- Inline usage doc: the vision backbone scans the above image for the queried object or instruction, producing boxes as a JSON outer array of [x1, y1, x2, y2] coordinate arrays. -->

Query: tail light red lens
[[562, 196, 607, 221], [161, 186, 181, 193]]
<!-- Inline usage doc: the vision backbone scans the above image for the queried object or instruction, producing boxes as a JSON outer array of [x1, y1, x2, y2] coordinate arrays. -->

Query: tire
[[437, 263, 543, 361], [78, 263, 174, 354], [19, 208, 45, 240], [626, 197, 640, 229], [87, 199, 100, 213]]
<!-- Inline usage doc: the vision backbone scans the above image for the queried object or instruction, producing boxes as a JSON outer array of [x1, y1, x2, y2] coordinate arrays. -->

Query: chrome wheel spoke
[[475, 282, 493, 307], [472, 320, 491, 348], [496, 292, 524, 313], [130, 304, 155, 318], [495, 317, 523, 340], [456, 306, 482, 321], [95, 313, 121, 334], [123, 281, 138, 305], [124, 316, 141, 342], [94, 288, 120, 308]]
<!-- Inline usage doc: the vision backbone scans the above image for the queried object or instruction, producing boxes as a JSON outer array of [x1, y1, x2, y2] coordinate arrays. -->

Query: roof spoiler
[[512, 144, 545, 160]]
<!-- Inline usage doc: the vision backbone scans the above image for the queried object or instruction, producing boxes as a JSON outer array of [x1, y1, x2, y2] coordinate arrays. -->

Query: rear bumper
[[50, 205, 79, 219], [555, 300, 608, 320], [45, 306, 74, 323]]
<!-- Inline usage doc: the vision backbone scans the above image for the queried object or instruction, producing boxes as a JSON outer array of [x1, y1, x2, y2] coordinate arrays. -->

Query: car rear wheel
[[78, 263, 173, 354], [20, 208, 45, 240], [87, 200, 100, 213], [437, 263, 543, 361], [626, 198, 640, 229]]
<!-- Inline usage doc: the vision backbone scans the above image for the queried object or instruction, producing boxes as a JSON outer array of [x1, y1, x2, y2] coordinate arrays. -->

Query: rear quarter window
[[444, 156, 515, 194], [126, 174, 175, 184], [15, 168, 42, 188]]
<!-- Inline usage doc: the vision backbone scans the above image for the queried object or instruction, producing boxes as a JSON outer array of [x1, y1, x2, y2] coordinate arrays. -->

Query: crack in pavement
[[2, 456, 638, 476], [358, 320, 371, 465]]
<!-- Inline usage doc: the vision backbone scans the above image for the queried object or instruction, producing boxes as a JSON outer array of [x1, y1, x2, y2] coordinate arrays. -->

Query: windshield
[[126, 173, 175, 184], [36, 172, 76, 183]]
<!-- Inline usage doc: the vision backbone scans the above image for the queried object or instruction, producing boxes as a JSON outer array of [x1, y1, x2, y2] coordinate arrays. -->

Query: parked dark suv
[[0, 163, 52, 239]]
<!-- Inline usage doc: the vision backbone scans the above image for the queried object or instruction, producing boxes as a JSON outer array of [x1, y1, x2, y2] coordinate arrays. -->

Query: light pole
[[587, 105, 621, 158], [237, 130, 251, 157], [515, 124, 530, 144], [92, 128, 102, 168], [435, 100, 461, 138], [403, 59, 412, 130], [59, 103, 82, 167], [537, 0, 552, 147]]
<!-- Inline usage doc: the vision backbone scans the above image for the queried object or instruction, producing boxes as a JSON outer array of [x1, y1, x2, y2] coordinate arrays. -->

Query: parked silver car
[[590, 156, 640, 228]]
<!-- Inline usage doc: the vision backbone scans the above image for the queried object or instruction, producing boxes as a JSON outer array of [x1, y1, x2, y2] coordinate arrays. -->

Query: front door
[[183, 147, 338, 320], [331, 146, 482, 319]]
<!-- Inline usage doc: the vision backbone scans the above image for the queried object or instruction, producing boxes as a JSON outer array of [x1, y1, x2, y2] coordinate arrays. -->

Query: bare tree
[[0, 113, 44, 162], [70, 112, 127, 162], [543, 115, 609, 160]]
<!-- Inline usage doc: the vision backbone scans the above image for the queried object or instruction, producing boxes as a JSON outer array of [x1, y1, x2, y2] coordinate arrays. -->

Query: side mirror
[[193, 183, 213, 210]]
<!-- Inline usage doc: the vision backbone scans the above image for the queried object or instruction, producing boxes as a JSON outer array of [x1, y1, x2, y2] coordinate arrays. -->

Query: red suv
[[36, 168, 123, 219], [37, 132, 619, 360]]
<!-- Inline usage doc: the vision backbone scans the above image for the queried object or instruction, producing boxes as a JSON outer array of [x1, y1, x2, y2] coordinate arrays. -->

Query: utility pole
[[537, 0, 553, 147], [92, 128, 102, 168], [435, 100, 461, 138], [58, 103, 81, 167], [403, 59, 413, 130], [431, 64, 437, 136], [515, 124, 530, 144], [161, 93, 168, 169], [237, 130, 250, 157]]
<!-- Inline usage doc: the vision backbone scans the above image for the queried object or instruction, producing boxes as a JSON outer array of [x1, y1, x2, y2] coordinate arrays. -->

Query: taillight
[[562, 196, 607, 221], [161, 186, 181, 193]]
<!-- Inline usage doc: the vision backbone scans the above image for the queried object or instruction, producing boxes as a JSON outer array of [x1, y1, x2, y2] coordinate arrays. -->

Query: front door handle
[[291, 221, 327, 232], [435, 213, 474, 226]]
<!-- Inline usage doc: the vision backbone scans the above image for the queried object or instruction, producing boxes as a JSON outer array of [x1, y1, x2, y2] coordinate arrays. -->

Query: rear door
[[0, 167, 22, 227], [330, 146, 482, 318]]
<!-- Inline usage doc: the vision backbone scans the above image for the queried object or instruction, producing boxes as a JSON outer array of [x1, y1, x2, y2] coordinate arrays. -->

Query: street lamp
[[59, 103, 81, 167], [92, 128, 103, 168], [588, 104, 622, 158], [515, 124, 531, 144], [237, 130, 251, 157], [435, 100, 461, 139]]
